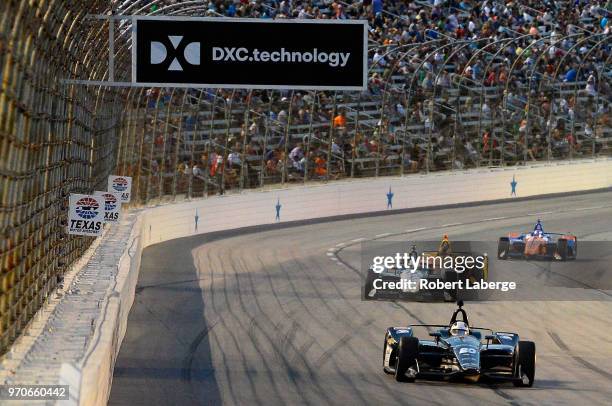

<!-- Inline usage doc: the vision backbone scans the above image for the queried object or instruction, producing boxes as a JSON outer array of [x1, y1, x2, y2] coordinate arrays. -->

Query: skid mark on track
[[490, 387, 522, 406], [182, 320, 219, 382], [314, 318, 375, 368], [135, 277, 208, 293], [547, 331, 612, 380]]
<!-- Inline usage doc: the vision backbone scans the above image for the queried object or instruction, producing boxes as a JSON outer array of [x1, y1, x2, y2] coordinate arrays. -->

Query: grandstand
[[0, 0, 610, 353], [110, 0, 612, 200]]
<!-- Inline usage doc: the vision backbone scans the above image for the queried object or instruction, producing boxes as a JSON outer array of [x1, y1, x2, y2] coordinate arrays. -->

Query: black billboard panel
[[132, 17, 368, 90]]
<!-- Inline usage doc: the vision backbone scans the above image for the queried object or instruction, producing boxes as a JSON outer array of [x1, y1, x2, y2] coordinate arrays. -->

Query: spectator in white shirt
[[289, 143, 305, 172], [585, 75, 597, 96], [396, 103, 406, 117], [373, 51, 387, 67], [192, 163, 205, 180], [468, 20, 476, 33], [228, 151, 242, 168]]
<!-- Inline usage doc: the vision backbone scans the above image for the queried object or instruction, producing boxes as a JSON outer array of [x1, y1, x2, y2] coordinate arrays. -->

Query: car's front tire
[[498, 238, 509, 260], [395, 337, 418, 382], [513, 341, 536, 387]]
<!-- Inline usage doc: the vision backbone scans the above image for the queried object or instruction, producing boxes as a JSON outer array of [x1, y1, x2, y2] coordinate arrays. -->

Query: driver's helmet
[[409, 244, 418, 260], [439, 235, 451, 254], [534, 220, 544, 234], [450, 321, 469, 337]]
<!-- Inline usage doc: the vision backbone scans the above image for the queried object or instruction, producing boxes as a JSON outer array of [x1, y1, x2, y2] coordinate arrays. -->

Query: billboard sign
[[108, 175, 132, 203], [132, 16, 368, 90], [95, 191, 121, 223], [68, 194, 105, 237]]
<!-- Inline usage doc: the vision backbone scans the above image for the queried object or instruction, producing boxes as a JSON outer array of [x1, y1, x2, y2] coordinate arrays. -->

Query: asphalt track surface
[[110, 191, 612, 406]]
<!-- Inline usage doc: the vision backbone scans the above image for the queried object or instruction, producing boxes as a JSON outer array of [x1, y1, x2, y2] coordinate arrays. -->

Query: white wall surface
[[142, 159, 612, 248]]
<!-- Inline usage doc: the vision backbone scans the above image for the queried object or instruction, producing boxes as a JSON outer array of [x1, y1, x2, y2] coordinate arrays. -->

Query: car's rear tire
[[498, 238, 509, 260], [383, 333, 393, 374], [513, 341, 536, 387], [546, 242, 557, 258], [557, 239, 568, 261], [395, 336, 418, 382], [443, 270, 458, 301], [364, 270, 376, 300]]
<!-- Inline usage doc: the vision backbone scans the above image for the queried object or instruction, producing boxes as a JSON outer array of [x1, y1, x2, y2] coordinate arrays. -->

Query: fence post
[[304, 92, 317, 183], [260, 94, 274, 188], [327, 92, 338, 181], [240, 90, 253, 190], [281, 91, 294, 185]]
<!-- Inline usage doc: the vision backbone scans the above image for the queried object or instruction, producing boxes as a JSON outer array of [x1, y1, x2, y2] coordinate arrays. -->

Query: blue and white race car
[[497, 220, 577, 260]]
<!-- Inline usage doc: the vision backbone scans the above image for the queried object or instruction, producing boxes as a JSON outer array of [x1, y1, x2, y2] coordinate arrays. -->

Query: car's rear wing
[[421, 251, 486, 256], [408, 324, 493, 332], [494, 331, 519, 338], [408, 324, 448, 329], [407, 324, 494, 340]]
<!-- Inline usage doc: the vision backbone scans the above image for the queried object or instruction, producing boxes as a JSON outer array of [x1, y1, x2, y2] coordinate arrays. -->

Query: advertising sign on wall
[[95, 191, 122, 223], [68, 194, 105, 236], [108, 175, 132, 203]]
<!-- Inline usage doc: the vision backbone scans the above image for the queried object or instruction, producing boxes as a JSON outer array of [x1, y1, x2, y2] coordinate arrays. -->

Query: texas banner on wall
[[95, 191, 121, 223], [108, 175, 132, 203], [68, 194, 105, 237]]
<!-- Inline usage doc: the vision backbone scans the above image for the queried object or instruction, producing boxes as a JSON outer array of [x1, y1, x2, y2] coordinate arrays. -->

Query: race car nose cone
[[463, 368, 480, 376]]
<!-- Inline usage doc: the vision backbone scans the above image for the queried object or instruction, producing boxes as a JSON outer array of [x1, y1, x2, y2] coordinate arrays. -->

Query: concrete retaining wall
[[76, 214, 144, 406], [142, 159, 612, 248]]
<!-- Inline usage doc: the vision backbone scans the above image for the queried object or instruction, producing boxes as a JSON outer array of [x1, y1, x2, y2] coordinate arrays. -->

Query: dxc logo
[[150, 36, 200, 71]]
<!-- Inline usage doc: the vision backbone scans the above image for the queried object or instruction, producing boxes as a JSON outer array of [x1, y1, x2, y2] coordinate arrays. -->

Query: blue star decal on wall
[[386, 187, 394, 209], [275, 198, 282, 221], [511, 175, 518, 197]]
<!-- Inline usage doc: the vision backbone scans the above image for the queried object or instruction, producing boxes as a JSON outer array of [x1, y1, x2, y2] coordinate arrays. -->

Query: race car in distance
[[364, 237, 488, 301], [497, 219, 577, 260], [383, 300, 536, 386]]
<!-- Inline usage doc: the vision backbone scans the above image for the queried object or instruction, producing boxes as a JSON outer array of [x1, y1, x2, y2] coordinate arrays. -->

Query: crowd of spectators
[[117, 0, 611, 196]]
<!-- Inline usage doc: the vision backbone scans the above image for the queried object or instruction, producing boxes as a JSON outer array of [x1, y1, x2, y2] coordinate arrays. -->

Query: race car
[[497, 220, 577, 260], [383, 300, 536, 386], [364, 238, 488, 301], [363, 254, 459, 301]]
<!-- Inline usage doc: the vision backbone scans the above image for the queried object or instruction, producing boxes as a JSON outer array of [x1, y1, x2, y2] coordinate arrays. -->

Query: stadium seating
[[115, 0, 611, 198]]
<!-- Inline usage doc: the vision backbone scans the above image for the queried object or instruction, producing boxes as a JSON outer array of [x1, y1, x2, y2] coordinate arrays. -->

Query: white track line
[[574, 206, 605, 211], [441, 222, 463, 227], [374, 233, 391, 238], [405, 227, 426, 233], [481, 216, 507, 221]]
